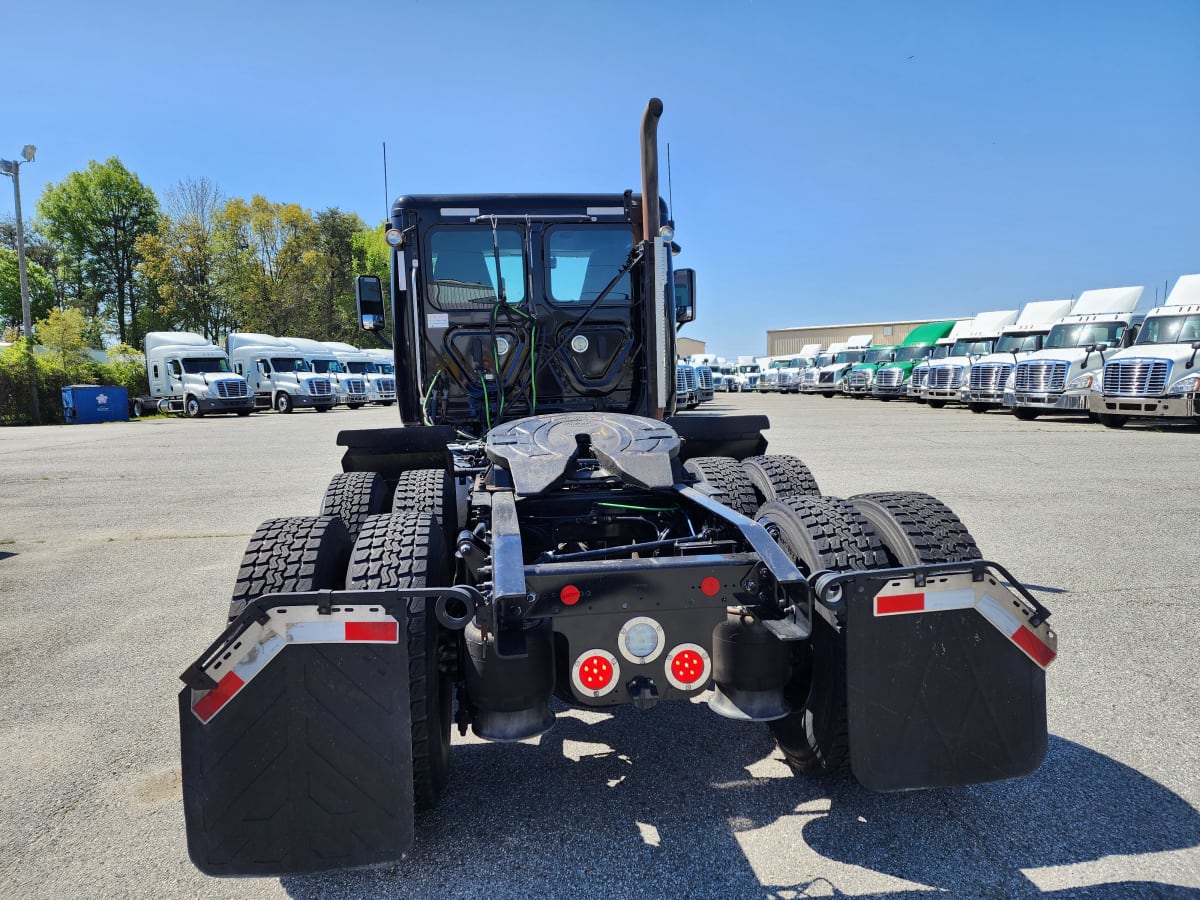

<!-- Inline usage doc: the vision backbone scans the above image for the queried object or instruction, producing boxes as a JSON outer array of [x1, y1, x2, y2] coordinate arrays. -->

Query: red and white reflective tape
[[190, 608, 400, 723], [873, 577, 1057, 670]]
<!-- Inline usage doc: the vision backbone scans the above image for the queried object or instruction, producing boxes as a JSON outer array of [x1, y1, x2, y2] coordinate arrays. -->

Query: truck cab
[[226, 333, 336, 414], [279, 336, 368, 409], [1005, 286, 1143, 420], [141, 331, 253, 418], [322, 341, 397, 406], [961, 299, 1075, 412], [1089, 274, 1200, 428], [815, 335, 872, 397], [923, 311, 1019, 407], [733, 360, 762, 392], [843, 344, 897, 396], [871, 321, 957, 401], [363, 348, 398, 405]]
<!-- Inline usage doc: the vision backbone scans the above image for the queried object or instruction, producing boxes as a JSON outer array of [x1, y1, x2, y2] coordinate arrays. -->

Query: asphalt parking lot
[[1, 393, 1197, 899]]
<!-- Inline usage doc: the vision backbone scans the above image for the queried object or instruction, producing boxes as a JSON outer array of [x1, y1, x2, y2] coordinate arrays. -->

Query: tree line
[[1, 157, 392, 351]]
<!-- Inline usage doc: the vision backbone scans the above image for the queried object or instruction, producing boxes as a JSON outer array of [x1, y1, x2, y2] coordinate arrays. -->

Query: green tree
[[37, 158, 160, 346], [35, 307, 92, 372], [137, 177, 238, 342], [0, 247, 56, 330], [309, 208, 366, 341]]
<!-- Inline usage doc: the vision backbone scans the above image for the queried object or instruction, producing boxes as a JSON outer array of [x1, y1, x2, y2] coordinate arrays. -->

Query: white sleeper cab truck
[[1006, 286, 1143, 421], [226, 333, 336, 413], [961, 300, 1075, 413], [733, 356, 762, 392], [364, 349, 399, 405], [323, 341, 397, 406], [282, 337, 370, 409], [923, 310, 1018, 408], [816, 334, 872, 397], [1090, 274, 1200, 428], [800, 347, 839, 394], [137, 332, 254, 418], [909, 320, 973, 400]]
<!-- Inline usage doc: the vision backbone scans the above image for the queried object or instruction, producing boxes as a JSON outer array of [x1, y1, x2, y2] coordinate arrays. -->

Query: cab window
[[546, 225, 633, 304], [428, 225, 526, 309]]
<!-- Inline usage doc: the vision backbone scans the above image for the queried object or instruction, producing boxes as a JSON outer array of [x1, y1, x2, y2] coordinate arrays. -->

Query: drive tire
[[131, 397, 145, 418], [393, 469, 457, 540], [741, 454, 821, 504], [275, 392, 293, 414], [185, 395, 203, 418], [347, 512, 453, 810], [1013, 407, 1039, 421], [320, 471, 391, 544], [754, 496, 888, 776], [227, 515, 351, 622], [848, 491, 982, 566], [684, 456, 759, 516]]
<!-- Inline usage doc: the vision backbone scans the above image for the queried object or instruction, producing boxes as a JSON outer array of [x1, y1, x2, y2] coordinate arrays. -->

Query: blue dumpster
[[62, 385, 130, 424]]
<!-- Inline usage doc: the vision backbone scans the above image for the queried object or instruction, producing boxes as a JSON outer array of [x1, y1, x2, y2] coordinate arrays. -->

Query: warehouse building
[[766, 319, 951, 356], [678, 336, 707, 357]]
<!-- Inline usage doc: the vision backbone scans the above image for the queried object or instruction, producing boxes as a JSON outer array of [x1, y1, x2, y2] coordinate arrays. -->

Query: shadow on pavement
[[281, 702, 1197, 899]]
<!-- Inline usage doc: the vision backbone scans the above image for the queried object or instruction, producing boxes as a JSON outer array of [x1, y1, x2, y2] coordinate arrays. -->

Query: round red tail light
[[571, 649, 620, 698], [664, 643, 711, 691]]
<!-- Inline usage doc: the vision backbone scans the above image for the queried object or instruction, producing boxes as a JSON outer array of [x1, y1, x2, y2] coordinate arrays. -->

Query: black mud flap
[[817, 562, 1055, 792], [179, 593, 414, 877]]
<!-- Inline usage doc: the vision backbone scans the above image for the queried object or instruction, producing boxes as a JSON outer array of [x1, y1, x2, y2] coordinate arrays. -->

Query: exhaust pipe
[[640, 97, 664, 239]]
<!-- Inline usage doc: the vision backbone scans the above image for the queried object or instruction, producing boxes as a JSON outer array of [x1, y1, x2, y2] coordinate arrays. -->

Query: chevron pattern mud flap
[[179, 637, 413, 876], [835, 565, 1053, 791]]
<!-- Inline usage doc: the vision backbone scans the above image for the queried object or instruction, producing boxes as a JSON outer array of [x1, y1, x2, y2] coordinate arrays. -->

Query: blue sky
[[2, 0, 1197, 357]]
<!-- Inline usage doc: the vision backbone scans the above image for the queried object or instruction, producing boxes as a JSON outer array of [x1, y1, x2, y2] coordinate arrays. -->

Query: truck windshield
[[813, 355, 833, 366], [864, 348, 893, 364], [949, 339, 995, 356], [309, 359, 345, 374], [346, 361, 373, 375], [1135, 314, 1200, 345], [181, 358, 231, 375], [271, 357, 311, 372], [994, 332, 1045, 353], [930, 344, 952, 360], [429, 225, 525, 308], [738, 365, 760, 374], [546, 225, 633, 303], [893, 346, 929, 362], [1043, 321, 1125, 349], [833, 351, 864, 364], [375, 363, 395, 375]]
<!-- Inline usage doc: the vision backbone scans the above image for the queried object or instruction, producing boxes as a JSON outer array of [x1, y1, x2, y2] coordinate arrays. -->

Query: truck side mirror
[[355, 275, 387, 332], [674, 268, 696, 324]]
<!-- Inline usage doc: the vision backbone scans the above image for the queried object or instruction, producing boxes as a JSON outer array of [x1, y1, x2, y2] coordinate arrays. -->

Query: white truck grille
[[875, 368, 903, 388], [697, 368, 714, 390], [928, 366, 962, 390], [1014, 361, 1068, 393], [345, 378, 367, 395], [216, 379, 250, 399], [969, 363, 1012, 392], [309, 379, 333, 396], [910, 368, 929, 390], [1102, 359, 1169, 396], [848, 370, 871, 389], [379, 378, 396, 394]]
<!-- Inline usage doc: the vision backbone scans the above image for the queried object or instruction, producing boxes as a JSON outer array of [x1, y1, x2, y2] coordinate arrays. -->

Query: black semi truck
[[178, 99, 1057, 877]]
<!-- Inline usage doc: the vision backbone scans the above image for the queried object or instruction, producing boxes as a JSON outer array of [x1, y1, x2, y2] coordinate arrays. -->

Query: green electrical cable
[[491, 302, 505, 419], [530, 323, 537, 413], [421, 370, 442, 425]]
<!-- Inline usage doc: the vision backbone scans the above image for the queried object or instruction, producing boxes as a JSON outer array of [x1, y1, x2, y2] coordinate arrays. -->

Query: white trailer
[[282, 337, 371, 409], [1089, 274, 1200, 427], [322, 341, 397, 406], [1005, 286, 1143, 420], [135, 332, 254, 418], [923, 311, 1020, 407], [960, 300, 1076, 412], [226, 333, 336, 413]]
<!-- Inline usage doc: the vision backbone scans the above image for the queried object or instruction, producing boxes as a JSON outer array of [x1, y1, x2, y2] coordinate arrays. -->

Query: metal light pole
[[1, 145, 40, 424]]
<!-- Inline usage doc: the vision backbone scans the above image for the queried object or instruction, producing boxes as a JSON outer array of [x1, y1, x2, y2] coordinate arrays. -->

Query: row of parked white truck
[[741, 272, 1200, 428], [133, 332, 397, 418]]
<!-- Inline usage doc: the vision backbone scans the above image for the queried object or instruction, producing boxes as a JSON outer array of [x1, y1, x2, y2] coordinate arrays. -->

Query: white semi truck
[[923, 310, 1019, 408], [225, 333, 336, 413], [1088, 274, 1200, 428], [799, 346, 840, 394], [1005, 286, 1143, 420], [364, 349, 399, 405], [282, 337, 371, 409], [134, 332, 254, 418], [960, 300, 1076, 412], [815, 334, 872, 398], [732, 356, 762, 392], [908, 319, 974, 401], [759, 344, 821, 393], [322, 341, 397, 406]]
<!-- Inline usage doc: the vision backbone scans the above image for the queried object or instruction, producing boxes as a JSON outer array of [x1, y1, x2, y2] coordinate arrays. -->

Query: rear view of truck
[[177, 99, 1057, 879]]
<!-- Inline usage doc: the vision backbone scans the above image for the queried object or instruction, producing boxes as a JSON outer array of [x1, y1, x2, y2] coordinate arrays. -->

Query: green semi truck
[[869, 321, 958, 400]]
